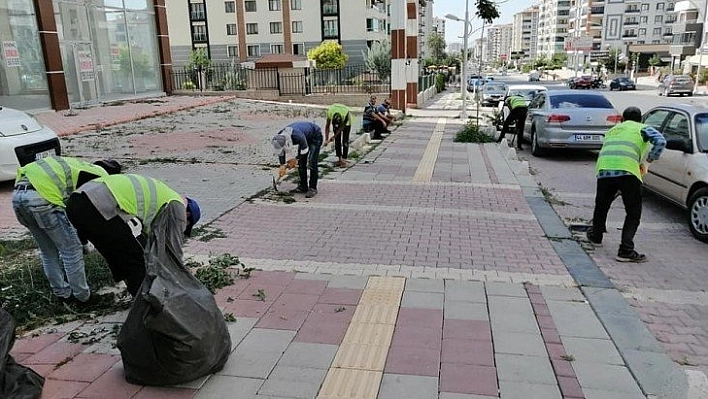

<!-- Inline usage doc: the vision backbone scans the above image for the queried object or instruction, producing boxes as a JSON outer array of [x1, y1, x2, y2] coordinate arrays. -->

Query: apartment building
[[537, 0, 570, 57], [166, 0, 390, 66], [433, 16, 445, 37], [669, 0, 707, 68], [512, 5, 539, 64], [419, 0, 435, 61], [485, 24, 514, 64]]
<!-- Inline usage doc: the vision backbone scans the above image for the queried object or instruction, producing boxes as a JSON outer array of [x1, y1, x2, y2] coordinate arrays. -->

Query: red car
[[569, 76, 594, 89]]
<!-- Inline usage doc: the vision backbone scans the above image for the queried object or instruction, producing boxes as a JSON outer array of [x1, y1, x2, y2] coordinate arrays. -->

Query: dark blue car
[[609, 77, 636, 91]]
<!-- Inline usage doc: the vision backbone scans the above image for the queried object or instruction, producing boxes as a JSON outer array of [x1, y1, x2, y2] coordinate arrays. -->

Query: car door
[[645, 110, 690, 203], [524, 93, 546, 141]]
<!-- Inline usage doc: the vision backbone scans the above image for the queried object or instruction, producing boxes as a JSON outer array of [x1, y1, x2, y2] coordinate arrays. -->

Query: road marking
[[412, 118, 446, 182]]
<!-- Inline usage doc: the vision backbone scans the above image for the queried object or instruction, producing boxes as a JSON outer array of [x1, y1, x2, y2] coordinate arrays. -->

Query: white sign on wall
[[3, 41, 21, 67]]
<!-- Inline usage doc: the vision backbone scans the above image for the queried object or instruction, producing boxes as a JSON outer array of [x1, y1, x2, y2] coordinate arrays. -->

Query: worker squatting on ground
[[272, 121, 323, 198], [586, 106, 666, 263], [497, 94, 528, 150], [325, 103, 352, 168], [65, 174, 201, 297], [12, 156, 122, 303]]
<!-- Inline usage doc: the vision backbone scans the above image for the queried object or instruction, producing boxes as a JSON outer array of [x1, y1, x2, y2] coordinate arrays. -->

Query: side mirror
[[665, 138, 693, 153]]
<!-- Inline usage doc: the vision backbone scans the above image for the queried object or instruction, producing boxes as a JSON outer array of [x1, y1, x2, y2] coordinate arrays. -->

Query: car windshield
[[509, 89, 542, 99], [549, 94, 614, 109], [674, 76, 692, 83], [694, 113, 708, 152], [484, 84, 505, 93]]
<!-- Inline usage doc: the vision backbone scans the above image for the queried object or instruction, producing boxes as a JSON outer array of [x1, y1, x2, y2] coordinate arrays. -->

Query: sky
[[432, 0, 516, 46]]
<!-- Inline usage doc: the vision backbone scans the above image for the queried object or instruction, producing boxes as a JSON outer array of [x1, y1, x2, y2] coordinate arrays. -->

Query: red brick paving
[[316, 288, 363, 305], [390, 327, 442, 349], [132, 386, 197, 399], [10, 333, 63, 356], [129, 128, 258, 157], [441, 338, 494, 366], [75, 365, 142, 398], [23, 342, 84, 365], [385, 346, 441, 376], [294, 320, 350, 345], [439, 363, 498, 396], [41, 379, 90, 399], [49, 353, 120, 382]]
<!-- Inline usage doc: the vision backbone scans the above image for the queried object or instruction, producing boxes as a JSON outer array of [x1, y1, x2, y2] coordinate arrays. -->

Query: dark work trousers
[[335, 125, 351, 159], [591, 175, 643, 252], [298, 135, 322, 190], [499, 106, 528, 146], [66, 192, 146, 297], [364, 119, 386, 139]]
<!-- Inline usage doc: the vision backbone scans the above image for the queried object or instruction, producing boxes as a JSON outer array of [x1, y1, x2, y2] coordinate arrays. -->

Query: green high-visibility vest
[[509, 96, 527, 109], [596, 120, 650, 181], [16, 156, 108, 207], [96, 174, 183, 231], [327, 103, 351, 126]]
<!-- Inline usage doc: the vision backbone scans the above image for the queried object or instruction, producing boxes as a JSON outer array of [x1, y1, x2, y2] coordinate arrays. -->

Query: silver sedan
[[522, 90, 623, 157]]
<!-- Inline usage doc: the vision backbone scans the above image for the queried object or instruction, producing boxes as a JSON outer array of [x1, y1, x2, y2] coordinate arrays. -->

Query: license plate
[[34, 149, 54, 160], [575, 134, 603, 142]]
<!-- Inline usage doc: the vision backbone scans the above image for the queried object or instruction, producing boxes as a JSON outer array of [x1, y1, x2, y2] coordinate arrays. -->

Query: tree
[[363, 40, 391, 82], [475, 0, 500, 24], [188, 48, 211, 70], [307, 40, 348, 69], [427, 32, 446, 63]]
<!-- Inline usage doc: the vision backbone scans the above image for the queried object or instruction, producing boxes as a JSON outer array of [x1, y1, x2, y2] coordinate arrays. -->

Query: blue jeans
[[298, 136, 322, 190], [12, 188, 90, 301]]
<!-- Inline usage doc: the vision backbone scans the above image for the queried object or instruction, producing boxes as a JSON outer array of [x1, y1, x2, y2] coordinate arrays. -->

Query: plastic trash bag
[[116, 205, 231, 386], [0, 309, 44, 399]]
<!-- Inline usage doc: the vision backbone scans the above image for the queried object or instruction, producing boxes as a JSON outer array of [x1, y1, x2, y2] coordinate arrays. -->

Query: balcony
[[190, 12, 206, 21], [625, 8, 640, 13], [192, 33, 207, 42], [663, 31, 674, 37], [323, 29, 338, 38], [322, 4, 338, 15], [672, 21, 702, 35], [624, 20, 639, 25], [590, 6, 604, 14], [622, 33, 638, 38]]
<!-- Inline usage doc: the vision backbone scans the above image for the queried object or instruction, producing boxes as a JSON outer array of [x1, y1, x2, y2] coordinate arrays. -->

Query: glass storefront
[[0, 0, 51, 110], [54, 0, 162, 106]]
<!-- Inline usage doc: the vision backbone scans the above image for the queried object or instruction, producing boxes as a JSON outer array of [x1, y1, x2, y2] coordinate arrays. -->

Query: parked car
[[467, 74, 485, 92], [609, 77, 636, 91], [658, 75, 694, 97], [529, 71, 540, 82], [479, 82, 507, 107], [641, 104, 708, 242], [0, 106, 61, 181], [569, 75, 594, 89], [495, 84, 547, 132], [521, 90, 622, 156]]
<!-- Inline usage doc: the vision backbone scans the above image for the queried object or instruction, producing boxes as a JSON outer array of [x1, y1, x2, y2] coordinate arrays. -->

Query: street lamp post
[[445, 0, 471, 119], [694, 34, 706, 94]]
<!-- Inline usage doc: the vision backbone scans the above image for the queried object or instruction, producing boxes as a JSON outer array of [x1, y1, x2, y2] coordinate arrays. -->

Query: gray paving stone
[[444, 301, 489, 320], [485, 282, 527, 298], [196, 375, 263, 399], [540, 285, 585, 302], [572, 362, 644, 395], [489, 310, 539, 334], [237, 329, 296, 354], [278, 342, 338, 369], [218, 349, 284, 379], [598, 314, 665, 353], [487, 296, 534, 315], [228, 317, 259, 351], [494, 332, 547, 356], [561, 337, 624, 365], [327, 275, 368, 289], [406, 278, 445, 293], [582, 389, 646, 399], [498, 381, 561, 399], [402, 291, 445, 309], [257, 366, 327, 398], [496, 354, 556, 384], [379, 374, 439, 399], [546, 301, 609, 339], [294, 273, 333, 281], [439, 394, 497, 399], [621, 349, 689, 398], [445, 280, 486, 303]]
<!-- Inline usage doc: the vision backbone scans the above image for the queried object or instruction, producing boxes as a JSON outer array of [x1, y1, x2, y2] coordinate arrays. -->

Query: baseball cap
[[271, 127, 293, 157], [184, 197, 201, 237], [94, 159, 122, 175]]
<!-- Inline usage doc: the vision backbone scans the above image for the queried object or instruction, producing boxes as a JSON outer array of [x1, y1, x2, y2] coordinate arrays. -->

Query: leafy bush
[[454, 122, 496, 143], [182, 81, 196, 90], [435, 73, 446, 92]]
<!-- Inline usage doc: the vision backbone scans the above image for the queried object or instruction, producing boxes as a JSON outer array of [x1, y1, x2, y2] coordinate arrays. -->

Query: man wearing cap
[[325, 103, 352, 168], [272, 121, 323, 198], [12, 156, 122, 303], [65, 174, 201, 297]]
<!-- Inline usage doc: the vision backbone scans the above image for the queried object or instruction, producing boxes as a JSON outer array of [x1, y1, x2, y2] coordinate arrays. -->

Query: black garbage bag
[[116, 204, 231, 386], [0, 309, 44, 399]]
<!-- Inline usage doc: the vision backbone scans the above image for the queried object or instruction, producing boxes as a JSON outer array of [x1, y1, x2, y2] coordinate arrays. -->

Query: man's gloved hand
[[287, 158, 297, 169], [639, 164, 648, 176], [279, 165, 287, 177]]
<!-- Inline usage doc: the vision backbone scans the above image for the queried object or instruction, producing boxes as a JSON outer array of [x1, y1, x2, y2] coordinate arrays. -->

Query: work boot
[[305, 188, 318, 198], [289, 186, 308, 194], [586, 228, 603, 247], [615, 250, 647, 263]]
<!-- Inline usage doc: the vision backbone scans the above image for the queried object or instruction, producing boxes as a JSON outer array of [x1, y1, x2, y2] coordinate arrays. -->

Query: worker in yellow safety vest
[[12, 156, 122, 303], [497, 94, 529, 150], [65, 174, 201, 297], [325, 103, 352, 167]]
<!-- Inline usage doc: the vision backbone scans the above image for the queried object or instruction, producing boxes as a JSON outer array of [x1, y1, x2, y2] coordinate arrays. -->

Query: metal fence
[[171, 63, 390, 96], [418, 74, 435, 93]]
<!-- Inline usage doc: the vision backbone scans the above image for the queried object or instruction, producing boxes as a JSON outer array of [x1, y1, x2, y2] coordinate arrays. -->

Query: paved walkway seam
[[413, 118, 446, 182], [321, 179, 520, 189], [478, 145, 500, 185]]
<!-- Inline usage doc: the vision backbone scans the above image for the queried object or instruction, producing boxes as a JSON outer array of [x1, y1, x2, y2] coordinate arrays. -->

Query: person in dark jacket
[[497, 94, 528, 150], [272, 121, 323, 198], [363, 95, 389, 140]]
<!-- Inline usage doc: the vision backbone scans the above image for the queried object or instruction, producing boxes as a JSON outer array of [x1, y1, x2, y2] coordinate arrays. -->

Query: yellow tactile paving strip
[[412, 118, 446, 182], [317, 276, 405, 399]]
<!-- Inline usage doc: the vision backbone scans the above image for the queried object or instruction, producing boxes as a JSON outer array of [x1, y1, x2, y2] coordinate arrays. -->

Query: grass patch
[[349, 151, 361, 160], [189, 254, 254, 294], [539, 185, 568, 206], [0, 240, 131, 334], [191, 225, 226, 242], [454, 122, 496, 143]]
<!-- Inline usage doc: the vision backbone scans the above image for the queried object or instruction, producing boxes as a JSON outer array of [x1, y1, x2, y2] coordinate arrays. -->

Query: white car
[[495, 84, 547, 131], [0, 106, 61, 181]]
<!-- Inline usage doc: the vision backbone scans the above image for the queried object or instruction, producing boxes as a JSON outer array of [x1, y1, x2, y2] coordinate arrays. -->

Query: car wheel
[[531, 128, 546, 157], [688, 188, 708, 243], [688, 92, 694, 97]]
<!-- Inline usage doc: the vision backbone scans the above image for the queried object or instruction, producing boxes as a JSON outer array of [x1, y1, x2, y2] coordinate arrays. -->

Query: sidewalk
[[8, 94, 699, 398]]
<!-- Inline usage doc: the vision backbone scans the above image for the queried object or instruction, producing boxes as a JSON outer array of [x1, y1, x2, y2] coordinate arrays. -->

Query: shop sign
[[78, 49, 95, 81], [3, 41, 21, 67]]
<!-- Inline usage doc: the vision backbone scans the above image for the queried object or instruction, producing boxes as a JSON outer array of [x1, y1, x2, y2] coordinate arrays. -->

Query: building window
[[323, 19, 338, 38], [322, 0, 338, 15], [292, 21, 303, 33], [245, 0, 257, 12], [639, 28, 646, 36], [293, 43, 304, 54], [640, 16, 648, 23], [270, 22, 282, 33], [247, 45, 260, 57], [654, 15, 663, 23], [641, 3, 649, 11], [269, 0, 281, 11], [246, 23, 258, 34], [271, 44, 284, 53], [653, 27, 662, 35], [227, 24, 237, 35], [225, 1, 235, 13], [227, 45, 238, 57], [657, 2, 664, 10], [192, 25, 207, 42], [291, 0, 302, 10], [190, 3, 206, 20]]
